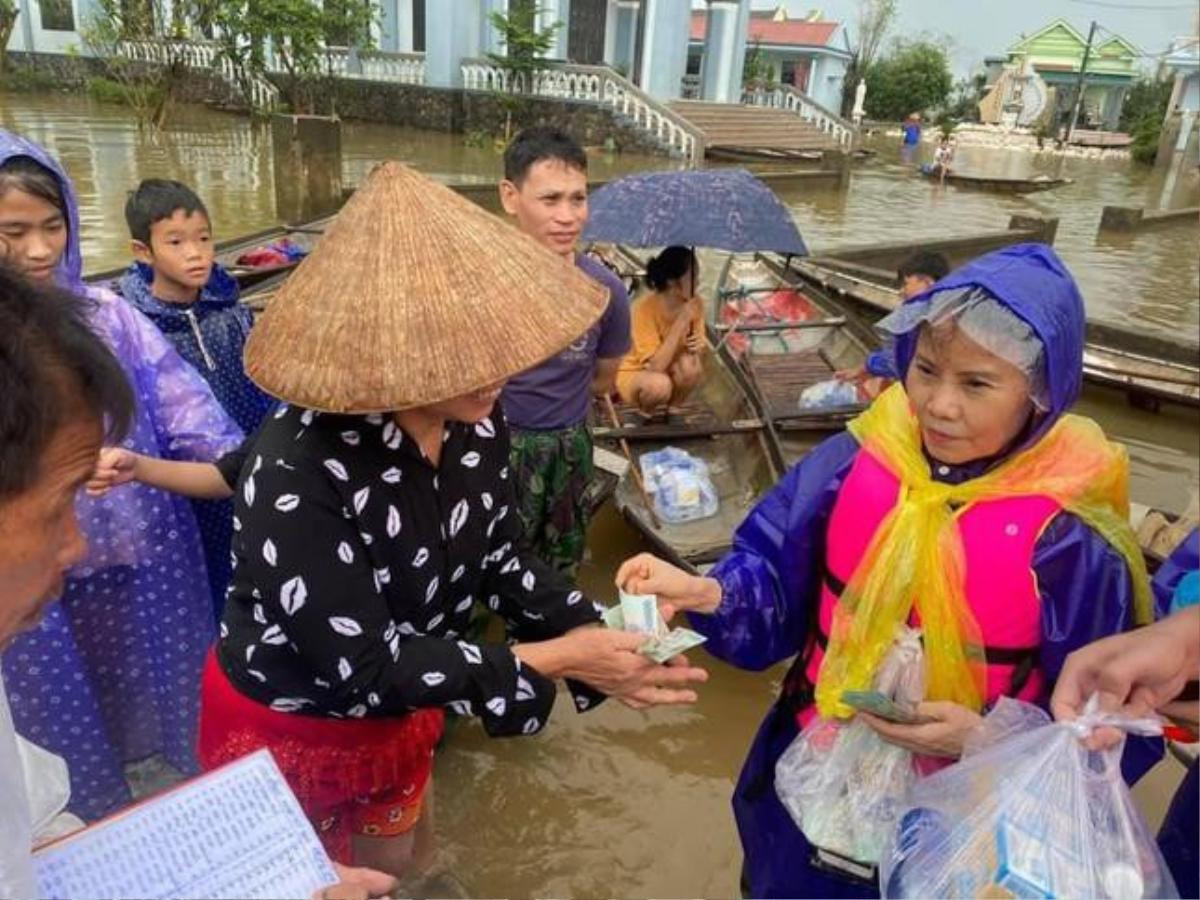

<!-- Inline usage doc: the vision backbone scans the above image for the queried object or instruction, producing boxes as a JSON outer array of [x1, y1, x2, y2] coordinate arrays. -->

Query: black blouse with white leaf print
[[217, 404, 604, 737]]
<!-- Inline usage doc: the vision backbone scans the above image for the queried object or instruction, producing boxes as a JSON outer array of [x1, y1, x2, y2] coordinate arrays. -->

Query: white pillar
[[638, 0, 691, 100], [396, 0, 414, 52], [479, 0, 507, 57], [425, 0, 480, 87], [603, 0, 620, 65], [538, 0, 570, 59], [700, 0, 746, 103], [612, 0, 639, 75]]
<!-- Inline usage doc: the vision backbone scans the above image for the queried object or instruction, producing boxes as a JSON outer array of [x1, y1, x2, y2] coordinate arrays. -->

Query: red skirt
[[196, 650, 445, 862]]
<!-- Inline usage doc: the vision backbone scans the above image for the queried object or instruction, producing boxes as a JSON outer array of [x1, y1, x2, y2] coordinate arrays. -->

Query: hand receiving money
[[603, 589, 707, 663]]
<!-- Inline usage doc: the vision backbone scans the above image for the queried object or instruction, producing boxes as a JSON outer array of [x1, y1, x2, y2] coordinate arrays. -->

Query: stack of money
[[604, 590, 707, 663]]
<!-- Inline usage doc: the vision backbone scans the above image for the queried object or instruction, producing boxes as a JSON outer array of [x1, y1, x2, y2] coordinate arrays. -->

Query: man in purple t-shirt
[[498, 127, 632, 576]]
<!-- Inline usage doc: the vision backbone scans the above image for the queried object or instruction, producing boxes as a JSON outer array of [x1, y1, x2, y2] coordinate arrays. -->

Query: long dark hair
[[644, 246, 694, 292], [0, 155, 66, 215]]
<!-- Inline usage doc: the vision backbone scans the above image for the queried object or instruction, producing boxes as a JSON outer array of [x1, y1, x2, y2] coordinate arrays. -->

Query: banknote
[[602, 604, 626, 630], [619, 589, 663, 636], [640, 627, 707, 664]]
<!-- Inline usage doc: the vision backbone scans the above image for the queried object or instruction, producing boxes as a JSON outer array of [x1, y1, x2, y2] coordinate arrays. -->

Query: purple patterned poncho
[[0, 130, 243, 819]]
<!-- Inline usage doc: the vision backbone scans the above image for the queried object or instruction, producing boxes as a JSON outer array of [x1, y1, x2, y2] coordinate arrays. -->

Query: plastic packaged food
[[880, 696, 1176, 899], [638, 446, 719, 524], [774, 627, 924, 865]]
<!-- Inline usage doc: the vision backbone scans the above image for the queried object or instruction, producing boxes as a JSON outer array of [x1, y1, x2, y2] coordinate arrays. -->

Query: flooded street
[[3, 91, 1198, 898]]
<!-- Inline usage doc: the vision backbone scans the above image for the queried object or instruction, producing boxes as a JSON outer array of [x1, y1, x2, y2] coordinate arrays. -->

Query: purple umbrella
[[582, 167, 807, 255]]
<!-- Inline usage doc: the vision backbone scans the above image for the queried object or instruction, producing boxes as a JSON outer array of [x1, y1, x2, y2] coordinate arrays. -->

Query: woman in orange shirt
[[615, 246, 706, 415]]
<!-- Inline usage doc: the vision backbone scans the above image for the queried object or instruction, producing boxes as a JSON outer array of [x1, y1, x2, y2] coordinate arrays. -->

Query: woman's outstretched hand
[[615, 553, 723, 616]]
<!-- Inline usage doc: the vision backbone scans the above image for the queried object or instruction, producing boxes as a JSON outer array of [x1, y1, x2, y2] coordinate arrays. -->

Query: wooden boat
[[715, 255, 877, 442], [781, 255, 1200, 411], [921, 169, 1073, 194], [85, 218, 331, 290], [586, 246, 783, 570]]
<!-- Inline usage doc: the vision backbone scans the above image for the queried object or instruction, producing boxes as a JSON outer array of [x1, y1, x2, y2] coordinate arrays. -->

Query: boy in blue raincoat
[[116, 180, 274, 614], [618, 244, 1165, 898]]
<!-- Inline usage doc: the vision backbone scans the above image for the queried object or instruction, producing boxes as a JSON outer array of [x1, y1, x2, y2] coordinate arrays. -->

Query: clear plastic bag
[[799, 378, 862, 410], [774, 627, 924, 865], [638, 447, 719, 524], [880, 696, 1177, 899]]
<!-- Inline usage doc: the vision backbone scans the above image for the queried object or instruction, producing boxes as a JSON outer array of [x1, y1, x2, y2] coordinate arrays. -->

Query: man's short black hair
[[124, 178, 209, 245], [503, 126, 588, 184], [897, 250, 950, 284], [0, 263, 133, 502]]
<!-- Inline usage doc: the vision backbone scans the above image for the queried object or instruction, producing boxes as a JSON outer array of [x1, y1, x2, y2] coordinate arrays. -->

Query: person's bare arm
[[591, 356, 622, 396], [87, 448, 233, 500]]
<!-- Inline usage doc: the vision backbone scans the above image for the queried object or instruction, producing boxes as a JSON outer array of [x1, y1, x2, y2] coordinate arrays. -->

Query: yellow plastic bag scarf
[[814, 383, 1153, 719]]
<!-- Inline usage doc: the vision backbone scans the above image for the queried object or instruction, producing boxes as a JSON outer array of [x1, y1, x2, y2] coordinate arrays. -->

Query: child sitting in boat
[[115, 179, 274, 616], [617, 243, 1163, 898], [615, 246, 706, 415], [835, 249, 950, 393]]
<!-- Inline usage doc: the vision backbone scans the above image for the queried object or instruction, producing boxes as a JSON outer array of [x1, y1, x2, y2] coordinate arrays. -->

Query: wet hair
[[503, 126, 588, 185], [644, 246, 694, 292], [124, 178, 209, 245], [0, 262, 133, 502], [0, 155, 66, 217], [897, 250, 950, 285]]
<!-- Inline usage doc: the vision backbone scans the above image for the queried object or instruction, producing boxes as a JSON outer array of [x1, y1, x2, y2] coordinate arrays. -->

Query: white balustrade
[[460, 58, 701, 162], [742, 83, 854, 147], [117, 38, 279, 111]]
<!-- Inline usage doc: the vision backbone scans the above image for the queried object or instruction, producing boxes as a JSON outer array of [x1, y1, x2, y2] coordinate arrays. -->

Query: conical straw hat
[[245, 161, 609, 413]]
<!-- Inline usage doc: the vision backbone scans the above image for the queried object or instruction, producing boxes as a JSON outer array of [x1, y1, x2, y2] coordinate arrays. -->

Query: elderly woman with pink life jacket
[[617, 244, 1165, 898]]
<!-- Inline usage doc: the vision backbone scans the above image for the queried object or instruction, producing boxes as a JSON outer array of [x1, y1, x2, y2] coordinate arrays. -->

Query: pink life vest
[[793, 449, 1060, 730]]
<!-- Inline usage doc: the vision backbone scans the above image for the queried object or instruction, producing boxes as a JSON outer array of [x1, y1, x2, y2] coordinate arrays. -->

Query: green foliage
[[0, 66, 61, 92], [840, 0, 897, 116], [1119, 77, 1173, 134], [938, 73, 987, 125], [0, 0, 18, 72], [486, 1, 561, 93], [1117, 76, 1172, 164], [864, 39, 953, 121], [211, 0, 376, 114], [81, 0, 199, 132], [743, 40, 773, 89]]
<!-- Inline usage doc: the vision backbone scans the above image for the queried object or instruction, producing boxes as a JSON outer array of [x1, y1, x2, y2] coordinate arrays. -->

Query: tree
[[82, 0, 211, 132], [742, 40, 773, 90], [938, 72, 987, 125], [212, 0, 376, 114], [841, 0, 896, 117], [484, 1, 562, 140], [0, 0, 18, 73], [864, 39, 953, 121], [486, 0, 562, 94], [1119, 76, 1173, 164]]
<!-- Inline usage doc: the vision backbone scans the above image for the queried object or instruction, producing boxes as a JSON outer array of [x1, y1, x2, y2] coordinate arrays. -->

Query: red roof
[[689, 12, 838, 47]]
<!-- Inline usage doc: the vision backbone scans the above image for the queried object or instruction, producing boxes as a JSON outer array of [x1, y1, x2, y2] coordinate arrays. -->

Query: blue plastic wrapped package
[[638, 447, 719, 524], [880, 697, 1177, 899]]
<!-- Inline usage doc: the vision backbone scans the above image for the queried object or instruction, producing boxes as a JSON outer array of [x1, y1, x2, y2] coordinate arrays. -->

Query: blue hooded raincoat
[[0, 131, 243, 819], [691, 244, 1165, 898], [117, 262, 273, 614]]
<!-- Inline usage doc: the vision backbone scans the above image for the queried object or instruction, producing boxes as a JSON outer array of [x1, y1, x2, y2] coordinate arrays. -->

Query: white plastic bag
[[799, 378, 861, 410], [774, 627, 924, 865], [880, 696, 1177, 899], [638, 446, 719, 524]]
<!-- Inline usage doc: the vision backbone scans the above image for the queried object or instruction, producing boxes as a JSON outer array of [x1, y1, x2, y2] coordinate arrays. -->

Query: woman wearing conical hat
[[193, 163, 708, 875]]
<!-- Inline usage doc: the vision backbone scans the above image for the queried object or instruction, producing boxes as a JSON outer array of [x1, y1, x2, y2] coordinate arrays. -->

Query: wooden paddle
[[603, 395, 662, 530]]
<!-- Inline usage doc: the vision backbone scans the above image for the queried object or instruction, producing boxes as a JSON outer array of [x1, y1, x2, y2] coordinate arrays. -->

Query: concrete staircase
[[668, 100, 842, 157]]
